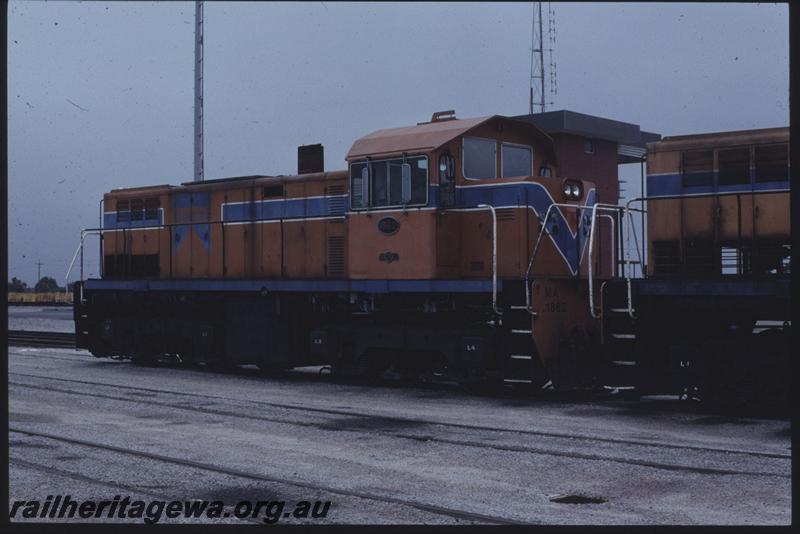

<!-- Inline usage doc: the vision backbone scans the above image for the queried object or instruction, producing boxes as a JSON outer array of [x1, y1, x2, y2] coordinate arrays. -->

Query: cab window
[[501, 143, 533, 178], [681, 150, 713, 187], [718, 148, 750, 186], [754, 144, 788, 183], [116, 200, 130, 222], [349, 155, 428, 210], [463, 137, 497, 179]]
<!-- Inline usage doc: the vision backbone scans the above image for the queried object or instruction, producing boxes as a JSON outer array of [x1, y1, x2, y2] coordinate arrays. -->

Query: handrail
[[525, 202, 582, 310], [599, 280, 609, 344], [626, 206, 645, 270], [599, 213, 615, 276], [65, 240, 83, 293], [65, 229, 103, 301], [76, 209, 508, 314], [587, 203, 628, 318], [476, 204, 501, 316], [99, 198, 105, 278], [77, 201, 646, 318], [523, 202, 636, 314]]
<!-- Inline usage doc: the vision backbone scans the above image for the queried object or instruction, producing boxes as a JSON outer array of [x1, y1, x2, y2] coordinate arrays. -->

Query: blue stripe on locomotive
[[647, 172, 790, 198]]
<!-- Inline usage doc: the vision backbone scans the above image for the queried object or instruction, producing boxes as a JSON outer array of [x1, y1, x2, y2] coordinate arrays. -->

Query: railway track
[[9, 428, 522, 525], [9, 345, 790, 419], [8, 367, 788, 460], [9, 371, 791, 473], [8, 330, 75, 348]]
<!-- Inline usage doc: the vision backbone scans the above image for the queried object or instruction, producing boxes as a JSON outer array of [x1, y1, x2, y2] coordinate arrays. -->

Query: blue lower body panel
[[82, 278, 500, 294]]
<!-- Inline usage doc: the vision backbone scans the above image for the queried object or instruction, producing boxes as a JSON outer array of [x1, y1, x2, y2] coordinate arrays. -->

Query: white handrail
[[64, 235, 83, 293], [477, 204, 501, 316], [524, 201, 586, 310], [524, 202, 629, 314], [599, 213, 615, 276], [588, 203, 630, 319], [65, 229, 102, 294]]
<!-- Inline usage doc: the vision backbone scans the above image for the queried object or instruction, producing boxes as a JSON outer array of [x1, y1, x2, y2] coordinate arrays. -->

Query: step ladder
[[600, 279, 640, 395], [501, 280, 550, 389]]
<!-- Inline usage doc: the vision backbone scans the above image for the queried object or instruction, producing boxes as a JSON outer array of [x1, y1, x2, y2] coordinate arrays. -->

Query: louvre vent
[[263, 184, 284, 198], [496, 208, 516, 221], [326, 185, 347, 216], [326, 184, 345, 195], [327, 235, 345, 276]]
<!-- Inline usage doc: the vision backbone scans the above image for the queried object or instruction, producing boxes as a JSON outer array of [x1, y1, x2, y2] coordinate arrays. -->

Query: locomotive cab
[[344, 112, 585, 281]]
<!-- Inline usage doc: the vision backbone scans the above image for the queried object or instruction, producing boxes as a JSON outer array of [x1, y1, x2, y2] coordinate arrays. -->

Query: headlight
[[571, 183, 581, 197], [563, 183, 572, 197]]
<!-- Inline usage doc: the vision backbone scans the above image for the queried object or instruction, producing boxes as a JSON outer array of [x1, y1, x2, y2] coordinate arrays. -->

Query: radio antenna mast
[[194, 0, 204, 182], [529, 2, 556, 114]]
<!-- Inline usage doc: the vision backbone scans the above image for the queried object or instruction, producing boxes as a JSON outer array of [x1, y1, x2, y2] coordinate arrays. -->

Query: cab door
[[347, 155, 436, 279], [436, 151, 459, 274]]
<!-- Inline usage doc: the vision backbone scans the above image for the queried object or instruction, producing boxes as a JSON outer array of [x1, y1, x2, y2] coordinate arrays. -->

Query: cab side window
[[350, 155, 428, 210], [463, 137, 496, 180], [681, 150, 714, 187], [144, 197, 160, 220], [501, 143, 533, 178], [754, 144, 788, 183], [718, 148, 750, 186], [115, 197, 160, 224], [116, 199, 130, 222]]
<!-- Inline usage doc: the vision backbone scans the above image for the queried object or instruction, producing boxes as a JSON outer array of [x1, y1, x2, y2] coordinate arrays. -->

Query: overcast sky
[[8, 1, 789, 285]]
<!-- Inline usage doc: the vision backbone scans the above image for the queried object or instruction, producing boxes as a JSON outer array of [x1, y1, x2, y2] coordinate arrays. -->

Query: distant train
[[71, 113, 790, 403]]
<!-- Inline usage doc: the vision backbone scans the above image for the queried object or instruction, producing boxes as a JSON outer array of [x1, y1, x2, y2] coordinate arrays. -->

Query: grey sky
[[8, 1, 789, 285]]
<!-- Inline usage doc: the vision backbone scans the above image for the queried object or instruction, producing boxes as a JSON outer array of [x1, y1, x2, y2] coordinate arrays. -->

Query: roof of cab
[[346, 114, 555, 160]]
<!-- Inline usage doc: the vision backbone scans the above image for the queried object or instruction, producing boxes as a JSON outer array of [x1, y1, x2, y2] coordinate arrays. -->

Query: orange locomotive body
[[645, 127, 790, 276], [604, 127, 791, 402], [75, 113, 609, 389]]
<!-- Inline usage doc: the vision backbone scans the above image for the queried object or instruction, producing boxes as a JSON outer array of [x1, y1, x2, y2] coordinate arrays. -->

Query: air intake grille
[[496, 208, 516, 221], [327, 235, 345, 276], [326, 185, 346, 216]]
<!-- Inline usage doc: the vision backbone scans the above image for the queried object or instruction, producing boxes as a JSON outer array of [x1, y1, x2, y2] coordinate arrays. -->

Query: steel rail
[[9, 371, 790, 461], [8, 330, 75, 348], [9, 427, 525, 525], [9, 381, 787, 479]]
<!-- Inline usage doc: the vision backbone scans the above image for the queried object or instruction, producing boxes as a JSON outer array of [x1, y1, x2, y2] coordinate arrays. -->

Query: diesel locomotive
[[73, 112, 608, 389], [71, 112, 791, 402], [613, 127, 791, 404]]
